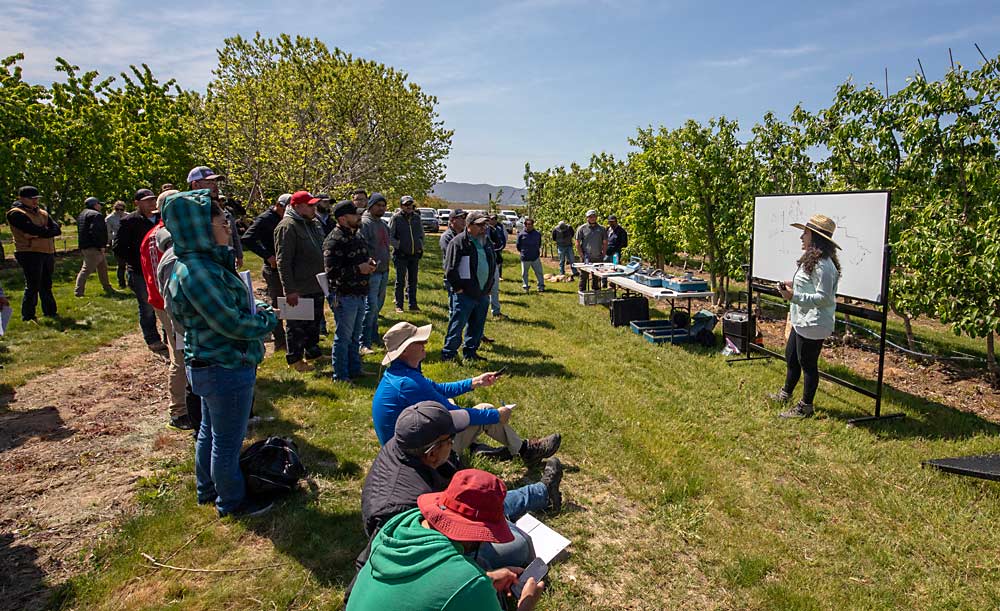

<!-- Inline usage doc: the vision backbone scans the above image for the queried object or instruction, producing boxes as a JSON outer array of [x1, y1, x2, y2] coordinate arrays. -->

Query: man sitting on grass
[[346, 469, 546, 611], [371, 321, 561, 463]]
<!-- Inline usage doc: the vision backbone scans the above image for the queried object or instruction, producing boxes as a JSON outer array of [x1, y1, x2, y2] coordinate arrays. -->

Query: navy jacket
[[516, 228, 542, 261], [443, 230, 496, 299]]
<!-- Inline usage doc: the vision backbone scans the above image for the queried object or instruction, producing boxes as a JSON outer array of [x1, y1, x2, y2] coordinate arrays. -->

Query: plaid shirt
[[162, 190, 276, 368]]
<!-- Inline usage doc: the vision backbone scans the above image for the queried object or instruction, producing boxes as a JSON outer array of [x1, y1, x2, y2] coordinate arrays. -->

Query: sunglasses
[[424, 434, 456, 455]]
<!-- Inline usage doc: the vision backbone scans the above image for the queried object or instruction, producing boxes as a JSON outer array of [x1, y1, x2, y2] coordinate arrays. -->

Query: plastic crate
[[629, 319, 678, 335], [663, 277, 709, 292], [578, 290, 614, 306], [643, 328, 691, 344], [634, 273, 663, 287]]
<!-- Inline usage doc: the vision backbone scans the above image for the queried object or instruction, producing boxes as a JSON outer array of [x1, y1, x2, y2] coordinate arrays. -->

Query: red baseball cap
[[417, 469, 513, 543], [290, 191, 313, 206]]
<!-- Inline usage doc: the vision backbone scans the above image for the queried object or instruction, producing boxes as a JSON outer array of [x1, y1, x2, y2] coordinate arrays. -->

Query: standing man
[[7, 186, 60, 321], [314, 194, 336, 236], [486, 214, 507, 279], [359, 192, 391, 354], [106, 201, 128, 288], [74, 196, 114, 296], [274, 190, 326, 372], [113, 188, 163, 352], [323, 200, 376, 382], [551, 219, 576, 277], [438, 208, 466, 315], [442, 211, 495, 362], [241, 193, 290, 350], [605, 214, 628, 263], [575, 209, 607, 292], [351, 188, 368, 211], [516, 218, 545, 293], [389, 195, 423, 313]]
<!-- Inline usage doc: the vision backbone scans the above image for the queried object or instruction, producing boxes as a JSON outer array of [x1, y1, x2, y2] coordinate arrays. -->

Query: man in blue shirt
[[372, 321, 561, 463]]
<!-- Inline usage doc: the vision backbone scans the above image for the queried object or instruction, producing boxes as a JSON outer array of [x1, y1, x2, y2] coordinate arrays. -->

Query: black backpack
[[239, 437, 306, 497]]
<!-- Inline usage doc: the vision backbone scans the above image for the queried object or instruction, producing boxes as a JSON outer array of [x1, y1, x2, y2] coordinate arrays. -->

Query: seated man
[[362, 401, 562, 538], [347, 469, 546, 611], [372, 321, 561, 463]]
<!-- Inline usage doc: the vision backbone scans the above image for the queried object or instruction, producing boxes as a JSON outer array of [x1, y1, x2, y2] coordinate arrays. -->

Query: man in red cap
[[347, 469, 545, 611]]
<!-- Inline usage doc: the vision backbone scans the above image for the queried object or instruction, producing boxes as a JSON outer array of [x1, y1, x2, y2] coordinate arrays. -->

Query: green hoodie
[[162, 190, 276, 368], [346, 507, 501, 611]]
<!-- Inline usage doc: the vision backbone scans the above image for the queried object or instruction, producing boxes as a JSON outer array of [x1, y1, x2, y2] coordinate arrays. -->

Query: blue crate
[[643, 328, 691, 344], [630, 319, 678, 335], [634, 273, 663, 287], [663, 277, 709, 292]]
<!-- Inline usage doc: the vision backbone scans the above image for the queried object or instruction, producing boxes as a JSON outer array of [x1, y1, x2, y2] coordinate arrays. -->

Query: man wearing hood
[[162, 189, 277, 517], [274, 190, 327, 371], [74, 196, 114, 296], [551, 220, 576, 278], [359, 192, 391, 353], [7, 186, 61, 321], [346, 468, 545, 611], [241, 193, 290, 350]]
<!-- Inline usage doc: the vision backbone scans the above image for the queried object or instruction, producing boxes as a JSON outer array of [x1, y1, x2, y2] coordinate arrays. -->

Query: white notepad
[[277, 297, 315, 320], [515, 513, 570, 563], [238, 270, 256, 314], [316, 272, 329, 297]]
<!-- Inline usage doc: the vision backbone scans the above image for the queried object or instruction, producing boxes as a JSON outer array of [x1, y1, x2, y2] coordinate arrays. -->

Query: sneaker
[[493, 313, 506, 320], [779, 401, 815, 419], [767, 389, 792, 403], [519, 433, 562, 464], [290, 359, 312, 373], [522, 286, 530, 293], [538, 287, 545, 293], [359, 346, 376, 356], [352, 369, 376, 378], [304, 346, 323, 361], [463, 353, 486, 363], [395, 306, 404, 313], [148, 341, 169, 354], [471, 442, 513, 461], [441, 354, 456, 362], [480, 336, 495, 344], [541, 457, 563, 513], [332, 376, 354, 385], [220, 497, 275, 518], [168, 415, 195, 431], [409, 305, 421, 312]]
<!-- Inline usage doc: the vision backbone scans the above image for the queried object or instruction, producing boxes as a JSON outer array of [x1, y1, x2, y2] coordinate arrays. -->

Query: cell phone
[[494, 366, 508, 376], [511, 557, 548, 599]]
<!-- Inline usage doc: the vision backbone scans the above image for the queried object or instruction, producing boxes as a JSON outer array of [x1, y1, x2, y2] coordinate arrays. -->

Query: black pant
[[285, 293, 324, 364], [262, 264, 286, 348], [394, 254, 420, 309], [578, 268, 602, 292], [116, 260, 127, 287], [783, 328, 825, 404], [14, 251, 57, 321], [494, 251, 503, 279]]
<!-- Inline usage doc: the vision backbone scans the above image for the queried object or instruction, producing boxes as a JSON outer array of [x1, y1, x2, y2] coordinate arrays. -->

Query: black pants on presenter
[[783, 328, 824, 405]]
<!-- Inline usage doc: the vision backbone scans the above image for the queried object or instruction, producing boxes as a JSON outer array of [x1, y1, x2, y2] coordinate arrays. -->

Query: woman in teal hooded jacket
[[163, 190, 277, 517]]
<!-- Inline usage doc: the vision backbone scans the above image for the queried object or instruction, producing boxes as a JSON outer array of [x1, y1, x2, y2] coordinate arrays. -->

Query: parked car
[[417, 207, 439, 233], [500, 210, 518, 233], [437, 208, 451, 226]]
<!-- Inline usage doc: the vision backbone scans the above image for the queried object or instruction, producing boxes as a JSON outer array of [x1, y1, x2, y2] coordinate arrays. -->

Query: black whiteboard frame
[[730, 190, 902, 424]]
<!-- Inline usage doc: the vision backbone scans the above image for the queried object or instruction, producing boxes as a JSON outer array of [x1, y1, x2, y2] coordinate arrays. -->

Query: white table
[[607, 275, 714, 320]]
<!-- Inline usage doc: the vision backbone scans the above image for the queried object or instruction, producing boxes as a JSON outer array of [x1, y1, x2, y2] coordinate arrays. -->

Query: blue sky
[[2, 0, 998, 186]]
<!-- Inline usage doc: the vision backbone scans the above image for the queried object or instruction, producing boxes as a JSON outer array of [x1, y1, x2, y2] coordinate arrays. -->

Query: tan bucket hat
[[382, 321, 433, 366], [791, 213, 841, 249]]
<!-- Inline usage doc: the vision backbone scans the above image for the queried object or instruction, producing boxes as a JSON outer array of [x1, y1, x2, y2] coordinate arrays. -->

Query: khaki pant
[[154, 308, 187, 419], [74, 247, 112, 295], [453, 403, 524, 455]]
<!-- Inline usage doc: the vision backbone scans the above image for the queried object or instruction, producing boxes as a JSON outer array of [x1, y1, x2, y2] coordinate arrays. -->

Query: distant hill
[[429, 182, 526, 206]]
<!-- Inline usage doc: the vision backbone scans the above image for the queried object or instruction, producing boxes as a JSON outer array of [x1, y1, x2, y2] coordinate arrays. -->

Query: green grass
[[27, 247, 1000, 610], [0, 251, 137, 393]]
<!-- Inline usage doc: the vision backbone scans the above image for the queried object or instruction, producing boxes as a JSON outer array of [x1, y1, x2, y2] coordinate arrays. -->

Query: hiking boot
[[520, 433, 561, 463], [304, 345, 323, 361], [779, 401, 815, 419], [148, 341, 169, 354], [409, 305, 421, 312], [768, 389, 792, 403], [352, 368, 376, 378], [463, 353, 486, 363], [168, 415, 195, 431], [537, 287, 545, 293], [471, 442, 513, 461], [480, 336, 495, 344], [220, 497, 274, 519], [359, 346, 376, 356], [290, 359, 312, 373], [541, 457, 563, 513]]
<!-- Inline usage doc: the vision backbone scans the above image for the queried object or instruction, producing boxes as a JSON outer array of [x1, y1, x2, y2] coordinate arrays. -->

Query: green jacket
[[274, 210, 326, 295], [346, 508, 501, 611], [162, 190, 276, 368]]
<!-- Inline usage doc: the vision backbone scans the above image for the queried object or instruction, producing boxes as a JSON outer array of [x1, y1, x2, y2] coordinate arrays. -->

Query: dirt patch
[[0, 333, 188, 611]]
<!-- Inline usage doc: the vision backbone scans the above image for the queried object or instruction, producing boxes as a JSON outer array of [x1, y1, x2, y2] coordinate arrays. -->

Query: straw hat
[[381, 321, 433, 366], [791, 214, 841, 249]]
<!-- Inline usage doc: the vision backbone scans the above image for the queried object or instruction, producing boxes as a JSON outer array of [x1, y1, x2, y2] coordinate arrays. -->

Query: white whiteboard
[[752, 192, 889, 303]]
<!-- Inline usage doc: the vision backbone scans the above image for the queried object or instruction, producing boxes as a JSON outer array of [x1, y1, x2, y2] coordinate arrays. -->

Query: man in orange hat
[[346, 469, 545, 611]]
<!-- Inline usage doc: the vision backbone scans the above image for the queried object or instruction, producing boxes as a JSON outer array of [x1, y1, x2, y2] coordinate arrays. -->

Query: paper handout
[[515, 512, 570, 563], [458, 256, 471, 279], [316, 272, 329, 297], [0, 305, 11, 336], [277, 297, 315, 320], [239, 270, 257, 315]]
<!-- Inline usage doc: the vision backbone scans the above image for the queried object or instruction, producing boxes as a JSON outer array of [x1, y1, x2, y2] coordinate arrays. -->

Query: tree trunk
[[901, 312, 916, 351], [656, 253, 664, 271], [988, 332, 998, 387]]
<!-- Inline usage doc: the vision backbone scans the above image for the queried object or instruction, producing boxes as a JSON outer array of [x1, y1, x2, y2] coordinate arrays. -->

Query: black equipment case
[[610, 296, 650, 327]]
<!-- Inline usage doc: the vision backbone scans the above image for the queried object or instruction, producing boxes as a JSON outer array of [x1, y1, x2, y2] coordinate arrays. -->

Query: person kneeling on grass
[[372, 321, 561, 463], [346, 469, 546, 611]]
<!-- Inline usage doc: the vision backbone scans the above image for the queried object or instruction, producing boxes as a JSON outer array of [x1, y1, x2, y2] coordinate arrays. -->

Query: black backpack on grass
[[239, 437, 306, 497]]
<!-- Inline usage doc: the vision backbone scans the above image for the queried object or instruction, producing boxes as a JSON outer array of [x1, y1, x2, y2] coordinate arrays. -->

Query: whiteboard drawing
[[752, 192, 889, 303]]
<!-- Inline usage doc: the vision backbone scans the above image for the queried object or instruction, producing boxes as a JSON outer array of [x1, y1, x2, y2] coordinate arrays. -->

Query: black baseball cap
[[134, 188, 155, 201], [18, 186, 39, 198], [333, 199, 359, 218]]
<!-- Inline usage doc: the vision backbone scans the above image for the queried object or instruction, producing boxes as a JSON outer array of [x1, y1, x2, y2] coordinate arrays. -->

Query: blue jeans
[[188, 364, 256, 515], [442, 292, 489, 358], [475, 483, 549, 570], [362, 271, 388, 348], [332, 294, 366, 380], [503, 482, 548, 521], [521, 258, 545, 290], [557, 245, 576, 276], [128, 268, 161, 345]]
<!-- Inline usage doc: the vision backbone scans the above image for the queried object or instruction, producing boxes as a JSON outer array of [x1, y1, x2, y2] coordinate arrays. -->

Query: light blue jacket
[[790, 257, 839, 340]]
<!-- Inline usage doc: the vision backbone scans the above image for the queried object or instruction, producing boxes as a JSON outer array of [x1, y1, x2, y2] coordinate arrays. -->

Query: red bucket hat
[[417, 469, 513, 544]]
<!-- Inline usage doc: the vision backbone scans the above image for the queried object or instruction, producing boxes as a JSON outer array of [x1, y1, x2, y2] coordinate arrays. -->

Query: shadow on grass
[[0, 404, 73, 452], [0, 532, 51, 611]]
